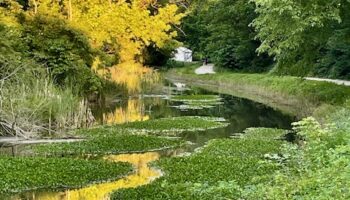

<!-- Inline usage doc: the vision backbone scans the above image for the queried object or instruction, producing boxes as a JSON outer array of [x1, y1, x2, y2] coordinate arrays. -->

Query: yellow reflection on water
[[103, 99, 150, 125], [94, 60, 160, 93], [12, 152, 161, 200]]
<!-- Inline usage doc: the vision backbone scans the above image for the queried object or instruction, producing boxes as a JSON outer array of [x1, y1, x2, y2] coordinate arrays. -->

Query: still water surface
[[5, 78, 296, 200]]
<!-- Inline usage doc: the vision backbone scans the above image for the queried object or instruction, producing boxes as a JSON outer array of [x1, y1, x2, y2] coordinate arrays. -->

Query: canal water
[[3, 79, 296, 200]]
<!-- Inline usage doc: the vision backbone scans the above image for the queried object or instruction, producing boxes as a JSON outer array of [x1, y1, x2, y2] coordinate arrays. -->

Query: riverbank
[[111, 65, 350, 199], [2, 65, 349, 199], [166, 64, 350, 119]]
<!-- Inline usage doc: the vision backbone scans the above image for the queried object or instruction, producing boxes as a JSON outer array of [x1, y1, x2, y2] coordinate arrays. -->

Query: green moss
[[112, 128, 286, 199], [0, 156, 131, 194], [116, 116, 229, 134], [30, 135, 184, 156]]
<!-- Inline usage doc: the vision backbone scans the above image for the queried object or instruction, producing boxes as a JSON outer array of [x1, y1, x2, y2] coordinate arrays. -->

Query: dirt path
[[193, 65, 350, 86], [305, 77, 350, 86], [195, 64, 215, 75]]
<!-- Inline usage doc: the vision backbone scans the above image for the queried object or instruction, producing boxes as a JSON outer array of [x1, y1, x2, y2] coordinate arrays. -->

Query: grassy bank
[[160, 65, 350, 199], [166, 64, 350, 118], [0, 156, 132, 194]]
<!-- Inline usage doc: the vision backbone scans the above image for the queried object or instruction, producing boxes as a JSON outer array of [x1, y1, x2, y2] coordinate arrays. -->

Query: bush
[[21, 15, 104, 95], [244, 117, 350, 199], [0, 22, 93, 136]]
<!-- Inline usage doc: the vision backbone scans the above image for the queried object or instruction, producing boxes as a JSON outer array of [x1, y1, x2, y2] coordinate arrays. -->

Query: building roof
[[176, 47, 192, 53]]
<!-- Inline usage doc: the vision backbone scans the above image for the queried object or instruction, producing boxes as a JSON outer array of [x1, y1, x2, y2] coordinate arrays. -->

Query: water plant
[[169, 95, 223, 110], [242, 116, 350, 199], [170, 95, 221, 102], [0, 156, 132, 194], [116, 116, 228, 134], [30, 135, 184, 156], [112, 128, 287, 199]]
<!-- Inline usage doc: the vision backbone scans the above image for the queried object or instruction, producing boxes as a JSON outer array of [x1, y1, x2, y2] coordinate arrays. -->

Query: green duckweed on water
[[30, 135, 184, 156], [112, 128, 287, 199], [170, 95, 223, 110], [170, 95, 221, 102], [116, 116, 228, 134], [0, 156, 132, 194], [171, 100, 223, 110], [28, 116, 225, 156], [28, 116, 228, 156], [242, 127, 286, 140]]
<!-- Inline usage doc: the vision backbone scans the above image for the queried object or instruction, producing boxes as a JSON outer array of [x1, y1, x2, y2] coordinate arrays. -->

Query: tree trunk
[[32, 0, 38, 14], [68, 0, 73, 21]]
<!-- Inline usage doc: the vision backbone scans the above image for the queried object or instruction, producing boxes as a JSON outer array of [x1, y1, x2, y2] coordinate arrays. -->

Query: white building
[[173, 47, 193, 62]]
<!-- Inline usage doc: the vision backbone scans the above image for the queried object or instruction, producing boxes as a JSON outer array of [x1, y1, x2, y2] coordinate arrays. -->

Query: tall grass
[[0, 68, 92, 137]]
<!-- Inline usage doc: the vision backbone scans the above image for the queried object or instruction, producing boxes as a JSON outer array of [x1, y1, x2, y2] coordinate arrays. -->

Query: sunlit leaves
[[24, 0, 184, 62]]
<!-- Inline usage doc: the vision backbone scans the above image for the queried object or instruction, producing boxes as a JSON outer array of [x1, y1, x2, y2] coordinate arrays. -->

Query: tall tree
[[23, 0, 184, 62], [252, 0, 350, 77], [181, 0, 272, 72]]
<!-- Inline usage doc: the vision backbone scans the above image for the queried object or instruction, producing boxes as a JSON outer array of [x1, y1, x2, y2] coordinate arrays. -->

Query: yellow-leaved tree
[[25, 0, 185, 91]]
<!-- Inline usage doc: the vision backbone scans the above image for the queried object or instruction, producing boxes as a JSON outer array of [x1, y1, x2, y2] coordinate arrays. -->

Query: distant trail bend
[[305, 77, 350, 87], [195, 64, 215, 75], [194, 65, 350, 87]]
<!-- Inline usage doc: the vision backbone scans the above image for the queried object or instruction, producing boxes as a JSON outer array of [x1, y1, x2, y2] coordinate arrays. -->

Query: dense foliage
[[0, 20, 92, 135], [244, 116, 350, 199], [21, 15, 104, 94], [180, 0, 350, 78], [251, 0, 350, 78], [181, 0, 272, 72], [0, 0, 185, 136]]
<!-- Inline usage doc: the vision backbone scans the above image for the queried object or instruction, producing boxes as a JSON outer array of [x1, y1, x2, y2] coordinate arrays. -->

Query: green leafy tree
[[21, 15, 103, 94], [314, 4, 350, 80], [181, 0, 272, 72], [252, 0, 350, 78]]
